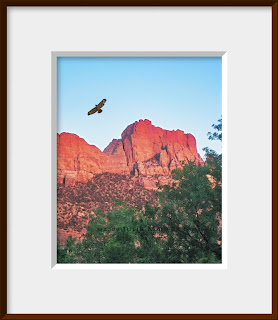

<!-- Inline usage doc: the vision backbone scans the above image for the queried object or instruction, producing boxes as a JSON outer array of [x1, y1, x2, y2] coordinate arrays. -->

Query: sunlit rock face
[[57, 119, 203, 188], [57, 133, 129, 187]]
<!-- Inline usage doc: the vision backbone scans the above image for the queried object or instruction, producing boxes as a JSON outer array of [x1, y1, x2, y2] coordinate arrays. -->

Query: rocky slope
[[57, 173, 156, 245], [57, 119, 203, 189]]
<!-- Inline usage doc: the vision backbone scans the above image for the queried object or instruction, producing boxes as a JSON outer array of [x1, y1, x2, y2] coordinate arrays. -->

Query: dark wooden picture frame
[[0, 1, 277, 319]]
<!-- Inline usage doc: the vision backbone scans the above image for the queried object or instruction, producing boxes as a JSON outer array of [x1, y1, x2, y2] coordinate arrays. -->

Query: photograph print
[[57, 56, 222, 264]]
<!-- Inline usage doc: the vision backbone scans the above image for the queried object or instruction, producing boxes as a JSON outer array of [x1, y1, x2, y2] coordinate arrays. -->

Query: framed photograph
[[54, 53, 224, 266], [1, 2, 277, 319]]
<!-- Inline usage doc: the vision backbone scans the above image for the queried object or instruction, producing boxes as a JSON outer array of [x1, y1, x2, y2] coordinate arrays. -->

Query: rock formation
[[57, 119, 203, 188], [57, 120, 205, 244]]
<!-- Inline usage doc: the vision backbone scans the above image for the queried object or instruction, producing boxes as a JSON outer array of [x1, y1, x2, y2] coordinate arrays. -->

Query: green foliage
[[207, 117, 222, 142], [57, 236, 80, 263], [157, 160, 222, 263], [57, 118, 222, 264]]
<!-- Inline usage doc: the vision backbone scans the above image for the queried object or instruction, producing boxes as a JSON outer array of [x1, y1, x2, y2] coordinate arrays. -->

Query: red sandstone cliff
[[57, 119, 203, 188]]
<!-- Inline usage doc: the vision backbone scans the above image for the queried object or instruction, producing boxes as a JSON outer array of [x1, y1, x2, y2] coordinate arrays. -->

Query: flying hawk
[[88, 99, 107, 116]]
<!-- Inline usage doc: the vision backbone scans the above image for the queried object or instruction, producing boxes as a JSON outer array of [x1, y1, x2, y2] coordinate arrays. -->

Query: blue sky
[[57, 57, 222, 159]]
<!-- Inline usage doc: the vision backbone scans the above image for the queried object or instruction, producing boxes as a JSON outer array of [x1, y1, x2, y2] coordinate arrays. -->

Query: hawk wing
[[88, 105, 98, 116], [99, 99, 106, 109]]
